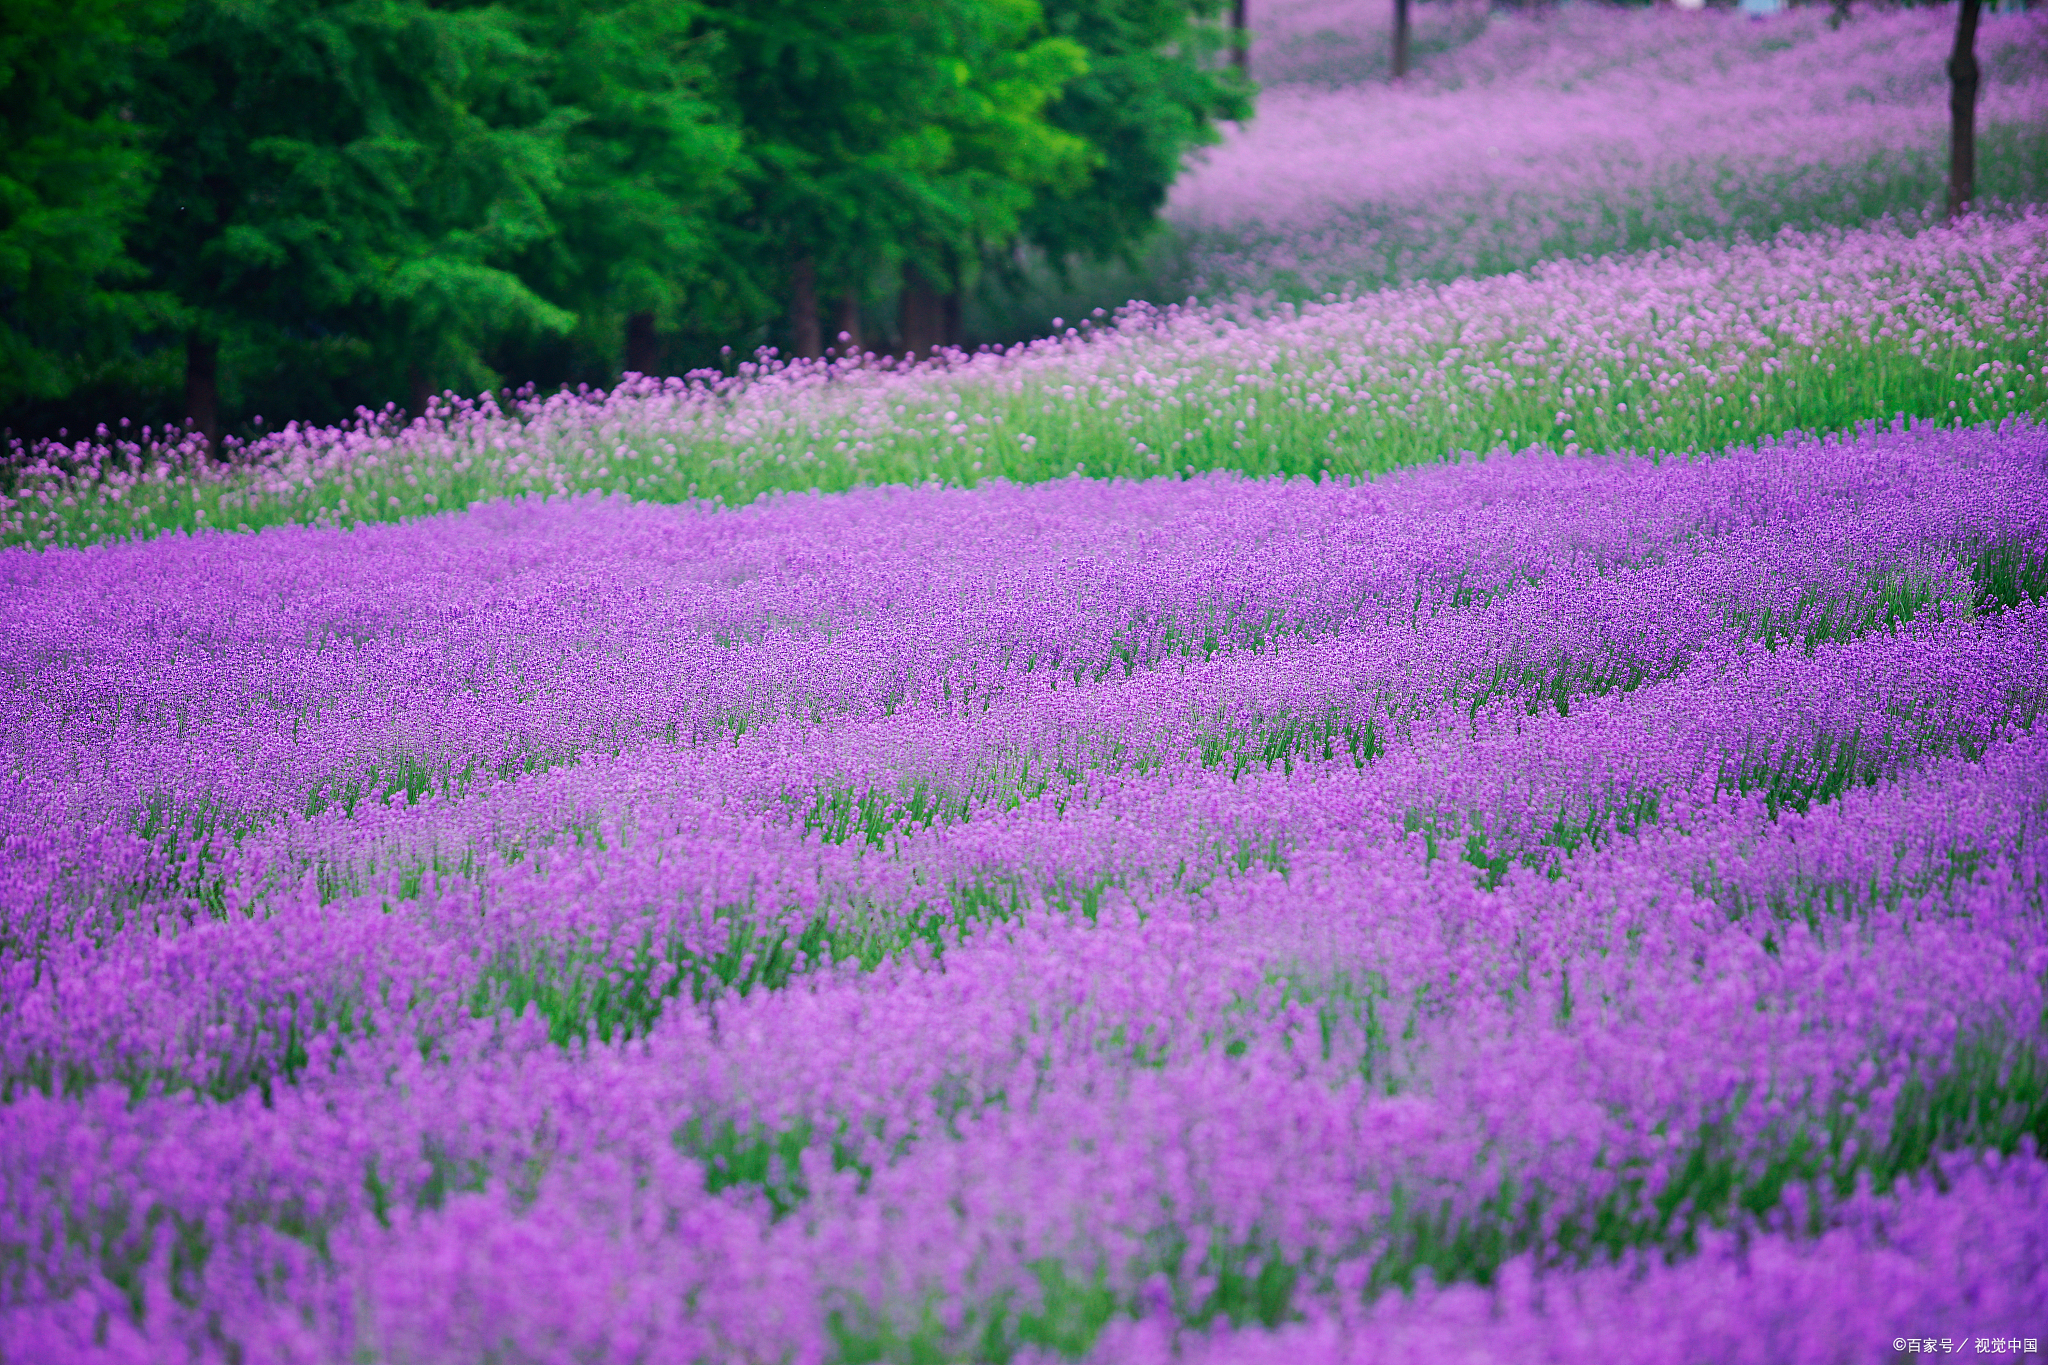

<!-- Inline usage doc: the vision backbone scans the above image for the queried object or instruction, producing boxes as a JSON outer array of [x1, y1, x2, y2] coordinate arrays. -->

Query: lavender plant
[[3, 410, 2046, 1361], [5, 211, 2046, 552], [980, 0, 2048, 333], [5, 12, 2047, 1348]]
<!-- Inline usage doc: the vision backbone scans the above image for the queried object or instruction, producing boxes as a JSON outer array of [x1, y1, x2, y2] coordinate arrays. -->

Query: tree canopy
[[133, 0, 584, 443], [703, 0, 1098, 356], [0, 0, 1249, 447], [1026, 0, 1248, 267], [498, 0, 743, 378], [0, 0, 174, 415]]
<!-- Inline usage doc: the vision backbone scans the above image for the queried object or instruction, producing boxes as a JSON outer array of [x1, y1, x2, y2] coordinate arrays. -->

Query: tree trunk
[[1947, 0, 1983, 222], [625, 310, 659, 377], [834, 292, 863, 355], [942, 290, 963, 350], [790, 258, 823, 360], [1231, 0, 1249, 75], [184, 334, 220, 459], [899, 266, 944, 361], [1392, 0, 1411, 81], [408, 367, 433, 422]]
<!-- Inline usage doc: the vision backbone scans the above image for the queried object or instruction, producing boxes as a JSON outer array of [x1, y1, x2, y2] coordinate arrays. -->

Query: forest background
[[0, 0, 1250, 450]]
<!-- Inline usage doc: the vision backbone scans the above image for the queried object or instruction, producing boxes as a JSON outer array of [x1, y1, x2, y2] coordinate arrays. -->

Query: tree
[[1019, 0, 1251, 277], [1393, 0, 1411, 81], [901, 5, 1096, 352], [1947, 0, 1983, 222], [0, 0, 173, 420], [503, 0, 743, 381], [702, 0, 1092, 359], [133, 0, 577, 449]]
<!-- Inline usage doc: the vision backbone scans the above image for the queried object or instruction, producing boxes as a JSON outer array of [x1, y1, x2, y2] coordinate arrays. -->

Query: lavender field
[[1175, 0, 2048, 297], [6, 6, 2048, 1364]]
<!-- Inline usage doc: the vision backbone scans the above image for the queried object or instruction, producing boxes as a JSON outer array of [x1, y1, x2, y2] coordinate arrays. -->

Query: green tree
[[0, 0, 174, 420], [703, 0, 1092, 358], [1021, 0, 1250, 279], [899, 3, 1096, 354], [502, 0, 744, 381], [134, 0, 577, 448]]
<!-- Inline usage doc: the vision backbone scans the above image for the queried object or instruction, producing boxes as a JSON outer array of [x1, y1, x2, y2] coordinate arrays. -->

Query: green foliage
[[4, 0, 1188, 435], [131, 0, 580, 404], [0, 0, 175, 413], [704, 0, 1096, 316], [1024, 0, 1251, 267], [495, 0, 744, 376]]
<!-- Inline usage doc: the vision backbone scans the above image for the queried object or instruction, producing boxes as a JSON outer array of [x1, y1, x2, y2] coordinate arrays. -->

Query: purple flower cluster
[[2, 418, 2046, 1361], [5, 211, 2044, 552]]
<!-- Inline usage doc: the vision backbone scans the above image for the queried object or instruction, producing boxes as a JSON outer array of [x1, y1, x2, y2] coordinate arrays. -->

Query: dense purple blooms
[[3, 7, 2044, 1358], [2, 407, 2045, 1360], [5, 208, 2045, 550]]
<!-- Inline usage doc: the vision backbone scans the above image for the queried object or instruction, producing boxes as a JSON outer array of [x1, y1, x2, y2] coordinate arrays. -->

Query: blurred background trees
[[132, 0, 585, 452], [0, 0, 177, 425], [0, 0, 1247, 448], [1017, 0, 1249, 293]]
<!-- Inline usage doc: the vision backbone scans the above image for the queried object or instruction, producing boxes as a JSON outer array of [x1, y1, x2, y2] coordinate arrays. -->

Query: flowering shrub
[[3, 412, 2046, 1360]]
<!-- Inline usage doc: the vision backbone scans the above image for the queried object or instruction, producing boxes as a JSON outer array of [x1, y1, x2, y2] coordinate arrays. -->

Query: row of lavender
[[5, 212, 2045, 551], [3, 418, 2047, 1360]]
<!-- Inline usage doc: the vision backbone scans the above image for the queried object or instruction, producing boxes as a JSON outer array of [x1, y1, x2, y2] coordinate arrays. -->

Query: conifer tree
[[133, 0, 576, 446], [703, 0, 1092, 358], [1020, 0, 1251, 280], [0, 0, 173, 418], [504, 0, 743, 380]]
